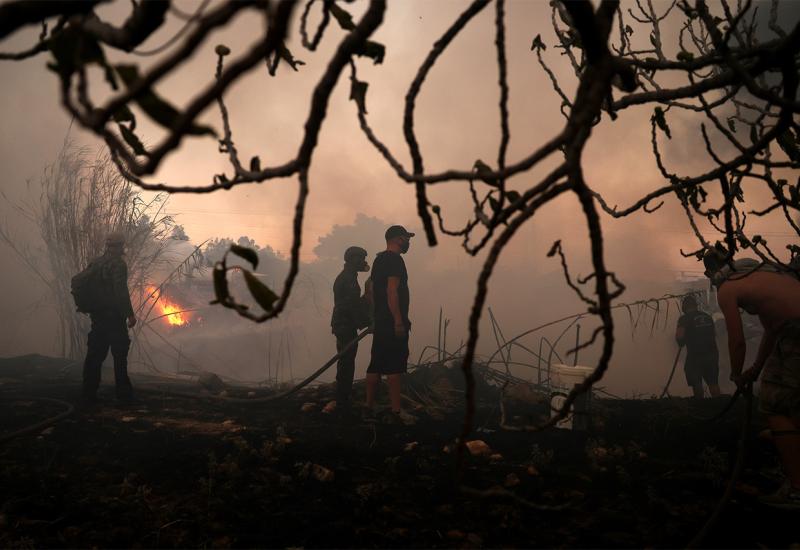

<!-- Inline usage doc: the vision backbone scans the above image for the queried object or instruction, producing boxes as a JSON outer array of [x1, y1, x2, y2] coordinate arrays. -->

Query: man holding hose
[[675, 294, 721, 399], [704, 247, 800, 509]]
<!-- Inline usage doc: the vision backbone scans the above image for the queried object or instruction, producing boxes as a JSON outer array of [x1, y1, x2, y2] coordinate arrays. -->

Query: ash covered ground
[[0, 355, 797, 549]]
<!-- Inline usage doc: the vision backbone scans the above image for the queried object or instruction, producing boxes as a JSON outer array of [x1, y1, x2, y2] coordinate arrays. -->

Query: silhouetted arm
[[743, 330, 777, 383], [387, 276, 404, 336], [718, 286, 745, 383]]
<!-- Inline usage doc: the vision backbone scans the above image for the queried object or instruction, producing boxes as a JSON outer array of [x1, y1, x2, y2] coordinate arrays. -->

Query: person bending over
[[705, 248, 800, 508]]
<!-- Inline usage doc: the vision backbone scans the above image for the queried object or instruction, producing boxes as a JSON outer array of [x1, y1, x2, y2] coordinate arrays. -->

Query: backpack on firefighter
[[71, 260, 107, 313]]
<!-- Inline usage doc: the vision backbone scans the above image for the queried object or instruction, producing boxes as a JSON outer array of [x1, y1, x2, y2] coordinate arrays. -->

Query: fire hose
[[139, 328, 372, 403], [659, 345, 683, 399], [687, 386, 753, 548], [2, 329, 371, 440], [0, 395, 75, 445], [661, 345, 746, 422], [654, 342, 757, 546]]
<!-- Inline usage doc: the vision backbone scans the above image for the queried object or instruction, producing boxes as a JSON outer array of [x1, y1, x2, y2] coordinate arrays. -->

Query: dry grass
[[1, 141, 177, 358]]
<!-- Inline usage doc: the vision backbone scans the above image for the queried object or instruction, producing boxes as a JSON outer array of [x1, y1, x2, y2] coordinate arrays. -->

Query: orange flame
[[146, 286, 189, 327]]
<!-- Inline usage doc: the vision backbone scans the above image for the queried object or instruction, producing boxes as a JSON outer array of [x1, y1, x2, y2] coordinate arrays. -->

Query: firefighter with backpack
[[72, 231, 137, 404]]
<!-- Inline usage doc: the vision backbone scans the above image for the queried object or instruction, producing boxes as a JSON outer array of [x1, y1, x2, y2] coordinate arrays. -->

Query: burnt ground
[[0, 355, 798, 549]]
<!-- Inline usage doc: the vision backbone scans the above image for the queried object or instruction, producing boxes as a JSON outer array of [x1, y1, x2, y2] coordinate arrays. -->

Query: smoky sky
[[1, 1, 797, 396]]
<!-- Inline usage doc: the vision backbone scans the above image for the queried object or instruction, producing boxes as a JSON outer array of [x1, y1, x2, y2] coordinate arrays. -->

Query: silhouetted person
[[82, 232, 137, 403], [366, 225, 414, 422], [704, 248, 800, 509], [676, 295, 720, 399], [331, 246, 370, 410]]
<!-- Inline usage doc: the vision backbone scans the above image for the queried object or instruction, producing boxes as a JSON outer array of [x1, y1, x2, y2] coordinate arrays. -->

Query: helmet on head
[[702, 245, 727, 277], [344, 246, 369, 272], [703, 244, 763, 288], [344, 246, 367, 264], [105, 231, 126, 248]]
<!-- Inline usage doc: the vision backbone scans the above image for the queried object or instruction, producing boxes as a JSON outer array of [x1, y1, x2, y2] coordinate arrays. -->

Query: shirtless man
[[704, 249, 800, 508]]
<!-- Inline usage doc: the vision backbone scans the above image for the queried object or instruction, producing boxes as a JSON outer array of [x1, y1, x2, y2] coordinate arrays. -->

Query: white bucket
[[550, 364, 594, 390], [549, 364, 594, 430]]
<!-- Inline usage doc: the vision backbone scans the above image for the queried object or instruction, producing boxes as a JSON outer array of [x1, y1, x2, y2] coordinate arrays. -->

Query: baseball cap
[[385, 225, 415, 241]]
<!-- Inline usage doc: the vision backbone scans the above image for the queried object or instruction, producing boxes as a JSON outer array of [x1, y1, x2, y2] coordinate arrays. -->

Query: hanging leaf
[[431, 205, 441, 214], [505, 190, 521, 203], [566, 29, 582, 49], [473, 159, 498, 186], [47, 25, 118, 90], [46, 28, 82, 77], [738, 235, 750, 248], [530, 34, 546, 51], [230, 244, 259, 269], [776, 129, 800, 162], [349, 77, 368, 114], [727, 118, 736, 133], [250, 156, 261, 171], [789, 185, 799, 205], [48, 26, 102, 78], [689, 188, 700, 209], [676, 50, 694, 62], [211, 264, 229, 305], [488, 195, 500, 213], [329, 2, 356, 30], [101, 64, 118, 90], [652, 107, 671, 139], [749, 124, 759, 146], [115, 64, 217, 136], [243, 270, 279, 312], [113, 105, 135, 125], [625, 25, 634, 35], [730, 180, 744, 202], [118, 123, 147, 156], [356, 40, 385, 64], [215, 44, 231, 57], [475, 207, 491, 227], [680, 3, 697, 19]]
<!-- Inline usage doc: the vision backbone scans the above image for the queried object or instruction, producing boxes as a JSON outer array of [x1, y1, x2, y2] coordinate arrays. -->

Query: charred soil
[[0, 356, 797, 548]]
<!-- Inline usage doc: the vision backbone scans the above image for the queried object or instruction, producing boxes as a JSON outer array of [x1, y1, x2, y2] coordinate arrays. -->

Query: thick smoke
[[3, 1, 796, 396]]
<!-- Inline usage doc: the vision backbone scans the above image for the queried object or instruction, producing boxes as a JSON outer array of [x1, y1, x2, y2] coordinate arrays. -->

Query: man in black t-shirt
[[676, 295, 720, 399], [366, 225, 414, 419]]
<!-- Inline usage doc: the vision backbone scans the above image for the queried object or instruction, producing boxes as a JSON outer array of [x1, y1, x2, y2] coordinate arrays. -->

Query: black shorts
[[367, 327, 409, 375], [684, 353, 719, 387]]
